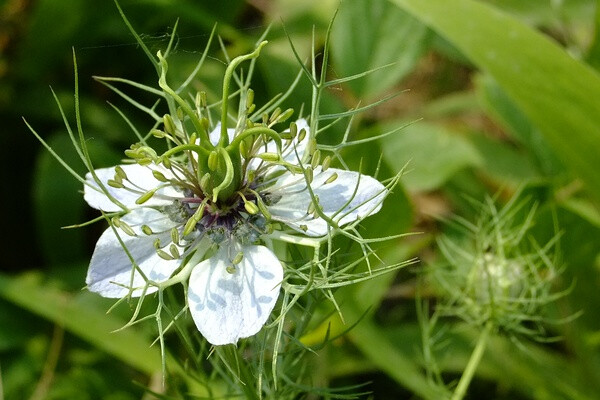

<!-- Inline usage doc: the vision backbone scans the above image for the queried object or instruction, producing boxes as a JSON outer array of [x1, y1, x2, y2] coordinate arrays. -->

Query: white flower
[[84, 119, 387, 345]]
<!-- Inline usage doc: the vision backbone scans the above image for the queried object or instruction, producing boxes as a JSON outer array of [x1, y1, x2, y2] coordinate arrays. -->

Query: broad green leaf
[[468, 133, 540, 184], [331, 0, 430, 98], [389, 0, 600, 200], [0, 273, 162, 375], [475, 74, 563, 175], [380, 121, 483, 192]]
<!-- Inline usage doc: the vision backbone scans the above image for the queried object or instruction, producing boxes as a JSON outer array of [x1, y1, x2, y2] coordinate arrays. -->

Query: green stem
[[220, 41, 268, 147], [451, 322, 493, 400]]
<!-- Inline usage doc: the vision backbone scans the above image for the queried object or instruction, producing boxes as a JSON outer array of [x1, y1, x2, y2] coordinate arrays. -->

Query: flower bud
[[107, 179, 124, 189]]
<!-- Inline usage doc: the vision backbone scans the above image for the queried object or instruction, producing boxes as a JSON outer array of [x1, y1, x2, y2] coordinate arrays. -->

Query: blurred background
[[1, 0, 599, 399]]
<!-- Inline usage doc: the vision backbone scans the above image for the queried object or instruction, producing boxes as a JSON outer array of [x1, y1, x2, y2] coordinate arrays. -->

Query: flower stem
[[451, 322, 493, 400]]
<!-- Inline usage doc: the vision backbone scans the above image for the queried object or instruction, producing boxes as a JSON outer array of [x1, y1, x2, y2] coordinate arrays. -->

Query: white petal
[[268, 167, 387, 236], [208, 123, 236, 147], [86, 208, 182, 298], [187, 244, 283, 345], [84, 164, 180, 212]]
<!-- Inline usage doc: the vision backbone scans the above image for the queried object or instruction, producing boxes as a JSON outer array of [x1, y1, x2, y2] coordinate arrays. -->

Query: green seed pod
[[200, 91, 207, 108]]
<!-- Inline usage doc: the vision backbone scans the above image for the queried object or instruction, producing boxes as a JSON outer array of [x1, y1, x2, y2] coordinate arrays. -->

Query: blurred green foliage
[[1, 0, 600, 398]]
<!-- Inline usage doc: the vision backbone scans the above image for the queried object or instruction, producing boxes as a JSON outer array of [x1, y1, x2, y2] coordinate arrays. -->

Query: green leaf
[[389, 0, 600, 199], [331, 0, 430, 98], [0, 272, 162, 375], [380, 121, 483, 191]]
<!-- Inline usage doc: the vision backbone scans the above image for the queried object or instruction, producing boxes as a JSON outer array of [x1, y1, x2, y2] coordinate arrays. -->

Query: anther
[[141, 225, 153, 235]]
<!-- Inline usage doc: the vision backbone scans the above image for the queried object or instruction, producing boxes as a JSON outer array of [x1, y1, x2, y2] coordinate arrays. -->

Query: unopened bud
[[162, 156, 172, 169], [111, 217, 121, 228]]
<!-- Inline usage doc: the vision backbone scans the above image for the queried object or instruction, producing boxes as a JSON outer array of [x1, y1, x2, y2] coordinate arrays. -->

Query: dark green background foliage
[[1, 0, 599, 399]]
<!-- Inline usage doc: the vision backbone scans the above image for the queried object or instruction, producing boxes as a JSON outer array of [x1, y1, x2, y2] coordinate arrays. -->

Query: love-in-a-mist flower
[[83, 43, 387, 345]]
